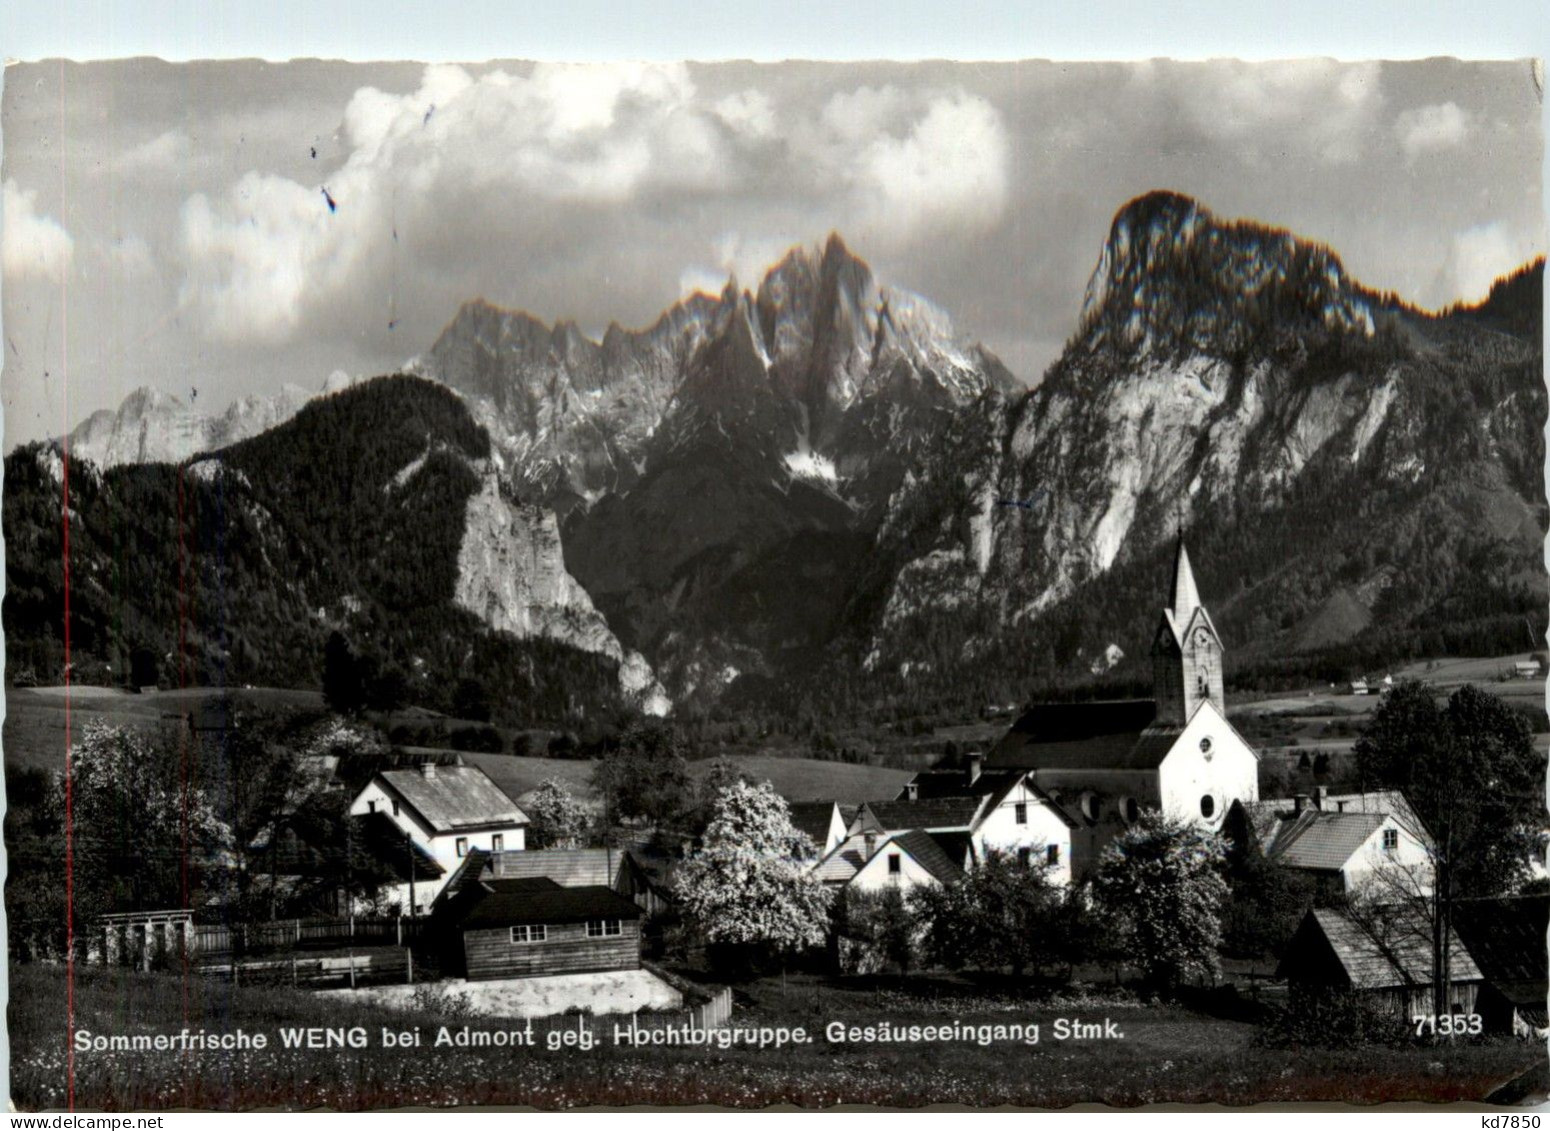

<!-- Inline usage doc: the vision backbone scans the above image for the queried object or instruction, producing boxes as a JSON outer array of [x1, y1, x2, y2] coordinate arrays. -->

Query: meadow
[[9, 963, 1538, 1110]]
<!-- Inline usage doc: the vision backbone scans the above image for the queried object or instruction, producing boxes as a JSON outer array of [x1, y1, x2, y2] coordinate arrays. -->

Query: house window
[[509, 924, 546, 944], [1382, 828, 1399, 853], [392, 800, 400, 817], [1046, 844, 1060, 867], [1017, 847, 1032, 867], [492, 834, 504, 852], [887, 853, 902, 876], [456, 837, 469, 857], [1014, 802, 1028, 825], [367, 800, 377, 814], [587, 919, 622, 938], [1200, 795, 1215, 819]]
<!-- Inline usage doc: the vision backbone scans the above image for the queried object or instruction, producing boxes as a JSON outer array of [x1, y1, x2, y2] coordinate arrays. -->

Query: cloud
[[3, 179, 75, 280], [178, 63, 1012, 345], [1437, 221, 1537, 303], [120, 129, 192, 171], [1163, 60, 1384, 165], [1395, 102, 1470, 161]]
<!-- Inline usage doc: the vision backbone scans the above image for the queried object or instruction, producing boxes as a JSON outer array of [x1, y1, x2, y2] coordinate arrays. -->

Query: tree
[[912, 849, 1065, 977], [593, 720, 692, 828], [838, 887, 917, 975], [1093, 810, 1229, 996], [322, 631, 366, 715], [1355, 680, 1542, 1015], [672, 780, 832, 971], [526, 778, 591, 849], [687, 757, 749, 837], [451, 676, 492, 723], [57, 722, 233, 953], [1221, 842, 1318, 962]]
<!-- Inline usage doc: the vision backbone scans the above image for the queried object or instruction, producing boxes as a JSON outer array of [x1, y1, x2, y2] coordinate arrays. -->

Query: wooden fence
[[195, 916, 427, 957]]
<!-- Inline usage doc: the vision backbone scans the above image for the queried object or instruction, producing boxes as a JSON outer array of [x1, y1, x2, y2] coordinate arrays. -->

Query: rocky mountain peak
[[1077, 190, 1375, 359]]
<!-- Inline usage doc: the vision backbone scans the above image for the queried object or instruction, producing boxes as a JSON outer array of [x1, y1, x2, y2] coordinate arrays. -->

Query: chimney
[[905, 782, 919, 801], [420, 760, 438, 780], [1314, 785, 1328, 811], [1293, 793, 1311, 814], [965, 751, 984, 786], [864, 832, 878, 859]]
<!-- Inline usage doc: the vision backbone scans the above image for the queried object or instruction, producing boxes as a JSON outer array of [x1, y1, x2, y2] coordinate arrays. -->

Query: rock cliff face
[[857, 194, 1544, 687], [453, 473, 669, 714]]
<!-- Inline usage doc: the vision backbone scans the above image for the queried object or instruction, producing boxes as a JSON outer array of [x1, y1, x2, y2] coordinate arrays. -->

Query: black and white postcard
[[2, 50, 1546, 1112]]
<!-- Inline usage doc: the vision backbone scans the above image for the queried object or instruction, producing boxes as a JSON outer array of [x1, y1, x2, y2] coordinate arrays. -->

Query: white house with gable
[[349, 762, 529, 909]]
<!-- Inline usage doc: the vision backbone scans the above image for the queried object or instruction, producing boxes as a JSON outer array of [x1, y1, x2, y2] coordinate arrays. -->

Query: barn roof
[[1286, 907, 1482, 989], [456, 877, 642, 928], [375, 766, 528, 833], [1451, 895, 1549, 992], [487, 848, 624, 887]]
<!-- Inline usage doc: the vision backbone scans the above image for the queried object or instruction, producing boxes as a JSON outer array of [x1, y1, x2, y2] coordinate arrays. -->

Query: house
[[1452, 895, 1550, 1037], [1231, 789, 1433, 898], [881, 754, 1076, 883], [1514, 660, 1543, 680], [348, 763, 529, 905], [444, 876, 645, 981], [986, 541, 1259, 875], [787, 801, 850, 857], [1277, 906, 1483, 1022], [1348, 680, 1370, 696], [815, 828, 971, 893], [434, 846, 662, 916]]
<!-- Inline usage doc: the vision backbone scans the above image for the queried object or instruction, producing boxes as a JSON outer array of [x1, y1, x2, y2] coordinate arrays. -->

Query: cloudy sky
[[1, 56, 1542, 448]]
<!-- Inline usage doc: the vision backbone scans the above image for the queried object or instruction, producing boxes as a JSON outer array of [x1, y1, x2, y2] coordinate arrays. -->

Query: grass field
[[8, 963, 1539, 1110]]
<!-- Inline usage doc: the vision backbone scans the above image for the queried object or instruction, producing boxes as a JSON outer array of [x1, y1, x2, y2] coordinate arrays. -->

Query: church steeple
[[1151, 539, 1225, 725], [1170, 539, 1201, 625]]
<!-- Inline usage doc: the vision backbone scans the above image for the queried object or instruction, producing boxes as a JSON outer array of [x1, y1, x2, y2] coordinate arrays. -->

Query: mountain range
[[10, 192, 1545, 728]]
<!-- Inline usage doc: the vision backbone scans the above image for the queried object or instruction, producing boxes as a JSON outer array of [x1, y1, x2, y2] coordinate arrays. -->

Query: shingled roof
[[858, 797, 982, 832], [1258, 809, 1388, 870], [375, 765, 528, 833], [988, 700, 1178, 771], [1281, 907, 1482, 990], [487, 848, 625, 887], [456, 876, 643, 929], [1452, 895, 1549, 1007], [786, 801, 841, 853], [886, 830, 968, 886]]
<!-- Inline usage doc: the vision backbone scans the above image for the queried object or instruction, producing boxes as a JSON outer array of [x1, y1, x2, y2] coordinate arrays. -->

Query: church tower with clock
[[1151, 540, 1225, 725]]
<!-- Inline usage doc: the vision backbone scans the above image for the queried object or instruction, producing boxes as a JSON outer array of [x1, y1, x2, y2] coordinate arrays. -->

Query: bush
[[1257, 989, 1410, 1049], [450, 725, 504, 753]]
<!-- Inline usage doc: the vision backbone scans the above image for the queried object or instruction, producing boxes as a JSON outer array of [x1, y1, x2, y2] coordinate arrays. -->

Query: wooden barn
[[1277, 906, 1483, 1021], [451, 877, 644, 981]]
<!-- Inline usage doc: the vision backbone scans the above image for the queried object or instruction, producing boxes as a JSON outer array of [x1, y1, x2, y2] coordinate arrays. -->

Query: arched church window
[[1199, 794, 1216, 819], [1120, 797, 1139, 824], [1199, 736, 1213, 760], [1080, 792, 1101, 823]]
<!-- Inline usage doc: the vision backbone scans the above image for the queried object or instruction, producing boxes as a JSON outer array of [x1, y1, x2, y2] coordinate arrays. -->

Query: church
[[983, 540, 1259, 875]]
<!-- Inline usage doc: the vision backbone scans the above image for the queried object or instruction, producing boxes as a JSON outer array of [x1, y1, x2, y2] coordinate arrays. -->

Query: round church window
[[1200, 794, 1216, 819]]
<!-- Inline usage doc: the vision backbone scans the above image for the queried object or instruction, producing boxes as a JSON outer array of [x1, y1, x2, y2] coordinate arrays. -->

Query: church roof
[[988, 700, 1201, 771]]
